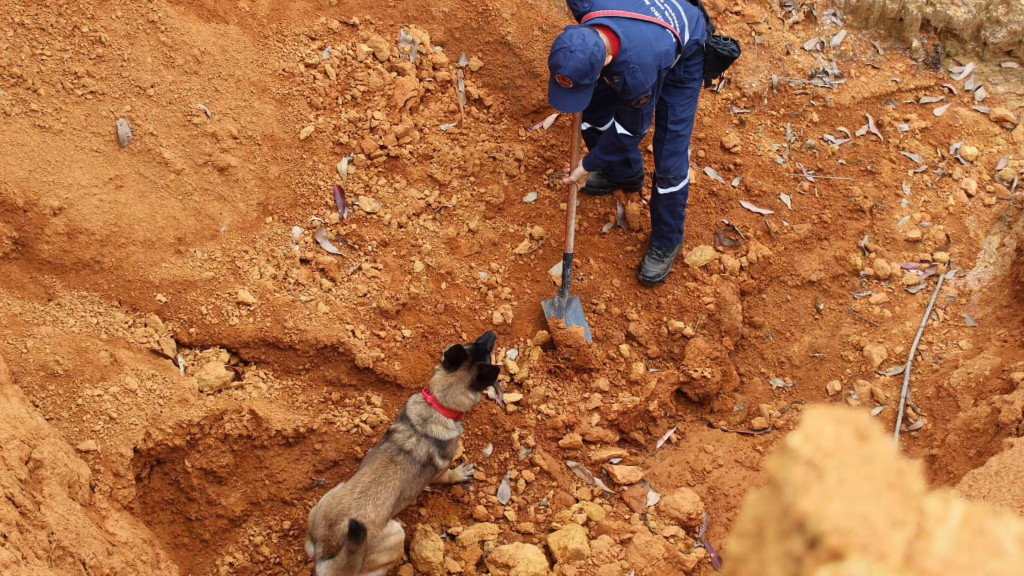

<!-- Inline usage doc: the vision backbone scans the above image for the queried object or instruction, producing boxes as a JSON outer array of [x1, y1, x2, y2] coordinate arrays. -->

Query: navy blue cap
[[548, 26, 606, 113]]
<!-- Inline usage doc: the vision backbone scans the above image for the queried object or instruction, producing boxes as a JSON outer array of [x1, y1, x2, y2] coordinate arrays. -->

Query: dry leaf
[[1002, 62, 1021, 69], [523, 191, 538, 203], [439, 122, 458, 132], [615, 201, 629, 230], [802, 36, 822, 51], [918, 95, 945, 105], [497, 471, 512, 505], [964, 313, 978, 327], [933, 102, 952, 117], [703, 166, 727, 184], [900, 151, 926, 164], [731, 176, 743, 187], [655, 427, 677, 450], [315, 227, 344, 255], [333, 185, 348, 220], [601, 221, 615, 234], [879, 364, 906, 377], [779, 193, 792, 209], [870, 406, 885, 417], [456, 70, 467, 107], [458, 52, 469, 67], [951, 61, 975, 81], [996, 157, 1009, 172], [866, 114, 883, 141], [740, 200, 774, 215], [830, 29, 847, 48], [528, 113, 560, 133], [482, 443, 494, 457], [974, 85, 988, 102], [646, 488, 662, 507], [337, 153, 355, 185]]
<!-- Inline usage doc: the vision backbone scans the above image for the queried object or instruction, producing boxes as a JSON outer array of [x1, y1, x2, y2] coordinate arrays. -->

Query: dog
[[306, 331, 503, 576]]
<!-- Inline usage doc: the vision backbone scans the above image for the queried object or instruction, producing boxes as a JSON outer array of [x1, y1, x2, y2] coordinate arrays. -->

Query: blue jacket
[[567, 0, 706, 173]]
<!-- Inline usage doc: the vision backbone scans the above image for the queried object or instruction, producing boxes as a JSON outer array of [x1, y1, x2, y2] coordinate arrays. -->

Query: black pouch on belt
[[687, 0, 742, 88], [702, 34, 741, 87]]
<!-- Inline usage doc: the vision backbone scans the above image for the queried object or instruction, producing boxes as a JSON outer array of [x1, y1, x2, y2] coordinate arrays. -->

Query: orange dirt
[[1, 0, 1023, 575]]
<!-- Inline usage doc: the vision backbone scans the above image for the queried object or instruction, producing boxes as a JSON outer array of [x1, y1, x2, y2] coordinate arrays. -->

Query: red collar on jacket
[[592, 25, 621, 61], [421, 387, 464, 421]]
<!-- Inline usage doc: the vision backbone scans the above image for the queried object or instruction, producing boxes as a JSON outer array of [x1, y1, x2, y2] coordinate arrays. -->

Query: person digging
[[548, 0, 708, 286]]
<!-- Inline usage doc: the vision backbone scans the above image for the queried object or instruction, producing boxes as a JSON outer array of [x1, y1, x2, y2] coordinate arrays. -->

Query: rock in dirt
[[358, 196, 382, 214], [366, 34, 390, 62], [548, 524, 591, 564], [590, 446, 629, 463], [658, 487, 705, 529], [826, 379, 843, 396], [621, 484, 651, 514], [721, 132, 742, 154], [604, 464, 644, 485], [684, 245, 719, 268], [75, 439, 99, 452], [236, 288, 257, 305], [989, 106, 1019, 126], [627, 529, 698, 576], [669, 336, 741, 409], [454, 522, 500, 567], [116, 118, 132, 147], [298, 125, 316, 140], [862, 343, 888, 370], [392, 76, 422, 109], [959, 145, 980, 162], [409, 525, 445, 576], [195, 361, 235, 394], [559, 432, 585, 450], [485, 542, 550, 576], [723, 406, 1024, 576], [1013, 123, 1024, 143]]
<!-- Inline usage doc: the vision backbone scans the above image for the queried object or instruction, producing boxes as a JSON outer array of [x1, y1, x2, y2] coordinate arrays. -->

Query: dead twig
[[847, 305, 879, 327], [894, 273, 945, 446]]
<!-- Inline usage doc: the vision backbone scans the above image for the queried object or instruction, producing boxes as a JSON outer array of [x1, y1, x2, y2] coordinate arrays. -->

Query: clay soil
[[1, 0, 1023, 575]]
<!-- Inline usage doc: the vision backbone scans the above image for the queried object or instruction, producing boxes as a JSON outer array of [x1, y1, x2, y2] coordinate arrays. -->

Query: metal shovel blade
[[542, 293, 592, 342]]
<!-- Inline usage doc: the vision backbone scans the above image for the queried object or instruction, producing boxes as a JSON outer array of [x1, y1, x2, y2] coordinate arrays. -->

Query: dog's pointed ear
[[441, 344, 469, 371], [472, 364, 501, 391]]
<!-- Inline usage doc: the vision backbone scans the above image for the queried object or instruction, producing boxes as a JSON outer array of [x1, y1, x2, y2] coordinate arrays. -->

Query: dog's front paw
[[451, 462, 476, 483]]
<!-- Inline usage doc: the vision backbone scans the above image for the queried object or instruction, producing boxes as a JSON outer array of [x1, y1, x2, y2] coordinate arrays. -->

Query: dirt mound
[[724, 406, 1024, 576], [958, 436, 1024, 516], [837, 0, 1024, 56], [0, 354, 178, 575]]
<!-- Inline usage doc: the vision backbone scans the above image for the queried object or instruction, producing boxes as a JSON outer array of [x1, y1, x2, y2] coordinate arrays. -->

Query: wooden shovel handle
[[564, 112, 583, 255]]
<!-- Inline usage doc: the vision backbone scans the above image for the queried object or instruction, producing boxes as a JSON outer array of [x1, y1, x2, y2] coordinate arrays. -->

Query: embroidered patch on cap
[[632, 93, 652, 108], [555, 74, 574, 88]]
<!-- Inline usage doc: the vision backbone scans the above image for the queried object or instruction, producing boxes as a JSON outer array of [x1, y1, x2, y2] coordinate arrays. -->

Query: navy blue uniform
[[569, 0, 706, 251]]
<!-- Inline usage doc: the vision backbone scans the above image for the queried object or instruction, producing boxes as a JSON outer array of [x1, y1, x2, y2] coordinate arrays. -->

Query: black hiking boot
[[582, 168, 646, 197], [637, 242, 684, 286]]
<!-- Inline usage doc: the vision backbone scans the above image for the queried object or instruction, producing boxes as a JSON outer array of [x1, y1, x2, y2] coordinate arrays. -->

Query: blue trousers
[[582, 44, 705, 251]]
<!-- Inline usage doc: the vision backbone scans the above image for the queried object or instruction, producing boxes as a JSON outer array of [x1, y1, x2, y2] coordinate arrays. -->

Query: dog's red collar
[[421, 387, 464, 421]]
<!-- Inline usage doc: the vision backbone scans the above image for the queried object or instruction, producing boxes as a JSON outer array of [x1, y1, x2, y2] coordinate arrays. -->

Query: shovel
[[542, 112, 592, 342]]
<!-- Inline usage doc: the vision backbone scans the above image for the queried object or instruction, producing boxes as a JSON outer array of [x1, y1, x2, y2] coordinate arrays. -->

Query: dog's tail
[[310, 518, 368, 576], [333, 519, 368, 576]]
